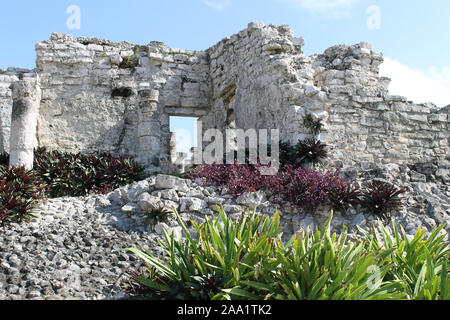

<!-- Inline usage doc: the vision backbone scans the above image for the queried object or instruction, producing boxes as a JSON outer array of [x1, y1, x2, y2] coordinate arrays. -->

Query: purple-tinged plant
[[327, 181, 362, 214], [362, 181, 406, 219], [295, 139, 328, 166], [191, 163, 361, 213], [0, 165, 47, 227]]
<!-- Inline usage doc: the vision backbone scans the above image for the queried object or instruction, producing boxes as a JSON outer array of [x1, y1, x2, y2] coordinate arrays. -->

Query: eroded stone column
[[137, 88, 161, 172], [9, 76, 41, 170]]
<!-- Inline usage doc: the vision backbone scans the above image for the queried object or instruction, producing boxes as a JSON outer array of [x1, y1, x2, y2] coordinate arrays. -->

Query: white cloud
[[280, 0, 358, 17], [203, 0, 230, 10], [379, 57, 450, 108]]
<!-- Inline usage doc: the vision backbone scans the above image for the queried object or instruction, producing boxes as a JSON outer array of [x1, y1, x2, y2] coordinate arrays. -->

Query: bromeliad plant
[[295, 139, 328, 166], [303, 114, 323, 136], [362, 181, 407, 219], [0, 165, 47, 227], [126, 208, 449, 300], [144, 207, 173, 224], [327, 181, 362, 214], [360, 221, 450, 300], [278, 139, 328, 168], [126, 208, 283, 300], [0, 148, 145, 227], [33, 147, 145, 198]]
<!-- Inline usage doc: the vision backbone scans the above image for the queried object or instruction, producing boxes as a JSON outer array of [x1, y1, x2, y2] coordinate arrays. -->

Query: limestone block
[[155, 175, 189, 193], [137, 193, 164, 211]]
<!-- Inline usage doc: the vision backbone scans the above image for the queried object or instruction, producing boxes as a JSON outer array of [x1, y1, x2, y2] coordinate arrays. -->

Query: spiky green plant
[[360, 221, 450, 300], [126, 208, 283, 300], [144, 207, 172, 224], [272, 214, 405, 300], [125, 207, 449, 300]]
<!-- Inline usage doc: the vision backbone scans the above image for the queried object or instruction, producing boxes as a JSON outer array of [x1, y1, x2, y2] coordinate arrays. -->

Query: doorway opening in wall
[[169, 116, 198, 174]]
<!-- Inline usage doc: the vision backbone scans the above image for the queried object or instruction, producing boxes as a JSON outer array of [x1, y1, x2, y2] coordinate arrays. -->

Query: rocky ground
[[0, 192, 162, 300], [0, 162, 449, 300]]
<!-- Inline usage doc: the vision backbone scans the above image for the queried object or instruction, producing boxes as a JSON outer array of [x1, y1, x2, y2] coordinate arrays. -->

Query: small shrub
[[278, 166, 333, 211], [119, 56, 139, 71], [362, 181, 406, 219], [191, 164, 360, 214], [0, 165, 47, 226]]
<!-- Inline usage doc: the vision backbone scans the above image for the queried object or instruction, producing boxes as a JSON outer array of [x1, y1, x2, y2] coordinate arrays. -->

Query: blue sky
[[1, 0, 449, 154]]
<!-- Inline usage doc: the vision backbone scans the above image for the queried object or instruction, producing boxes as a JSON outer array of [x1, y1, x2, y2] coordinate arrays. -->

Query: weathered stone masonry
[[0, 22, 448, 178]]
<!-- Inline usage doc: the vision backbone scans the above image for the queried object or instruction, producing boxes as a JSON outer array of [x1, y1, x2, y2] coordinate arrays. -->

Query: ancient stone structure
[[9, 75, 41, 170], [0, 22, 448, 177]]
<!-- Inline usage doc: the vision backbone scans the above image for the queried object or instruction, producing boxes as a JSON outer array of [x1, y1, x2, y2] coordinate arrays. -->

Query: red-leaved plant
[[362, 181, 407, 219], [191, 163, 360, 213], [0, 165, 47, 226]]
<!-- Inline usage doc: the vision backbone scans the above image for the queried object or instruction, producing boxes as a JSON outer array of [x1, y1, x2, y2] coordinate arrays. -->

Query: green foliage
[[126, 208, 449, 300], [126, 208, 283, 300], [360, 221, 450, 300], [274, 217, 404, 300], [119, 56, 139, 71], [0, 149, 145, 227]]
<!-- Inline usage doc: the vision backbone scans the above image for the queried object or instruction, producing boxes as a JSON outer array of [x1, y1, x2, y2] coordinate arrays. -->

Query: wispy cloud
[[380, 57, 450, 108], [203, 0, 231, 10], [280, 0, 358, 18]]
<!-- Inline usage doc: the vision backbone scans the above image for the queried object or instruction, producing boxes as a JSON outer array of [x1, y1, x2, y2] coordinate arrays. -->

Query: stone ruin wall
[[0, 22, 448, 178]]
